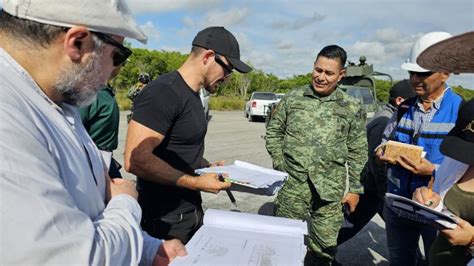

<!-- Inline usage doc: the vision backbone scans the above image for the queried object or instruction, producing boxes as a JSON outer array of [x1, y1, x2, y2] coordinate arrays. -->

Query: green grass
[[116, 89, 132, 111], [209, 96, 245, 111], [116, 91, 246, 111]]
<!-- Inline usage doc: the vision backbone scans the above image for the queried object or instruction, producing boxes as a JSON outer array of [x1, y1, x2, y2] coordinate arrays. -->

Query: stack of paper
[[385, 193, 458, 229], [195, 160, 288, 195], [170, 209, 307, 266]]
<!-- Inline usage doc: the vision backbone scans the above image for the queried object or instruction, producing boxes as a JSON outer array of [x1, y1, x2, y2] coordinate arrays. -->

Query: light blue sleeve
[[0, 101, 144, 265], [380, 110, 399, 144], [140, 231, 163, 266]]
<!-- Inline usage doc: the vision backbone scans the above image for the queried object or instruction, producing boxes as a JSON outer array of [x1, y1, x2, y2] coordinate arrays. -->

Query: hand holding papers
[[385, 193, 458, 229], [196, 160, 288, 196], [170, 209, 308, 266]]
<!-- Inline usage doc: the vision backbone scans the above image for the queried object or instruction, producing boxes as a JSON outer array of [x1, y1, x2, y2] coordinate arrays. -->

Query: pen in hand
[[426, 175, 434, 206], [218, 174, 237, 207]]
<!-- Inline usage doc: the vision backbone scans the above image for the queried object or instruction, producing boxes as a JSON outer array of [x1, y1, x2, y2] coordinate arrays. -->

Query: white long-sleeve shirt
[[432, 156, 469, 212], [432, 156, 472, 263], [0, 48, 161, 265]]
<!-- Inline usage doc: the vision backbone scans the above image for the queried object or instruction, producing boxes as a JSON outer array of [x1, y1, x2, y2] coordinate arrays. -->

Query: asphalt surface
[[116, 110, 389, 265]]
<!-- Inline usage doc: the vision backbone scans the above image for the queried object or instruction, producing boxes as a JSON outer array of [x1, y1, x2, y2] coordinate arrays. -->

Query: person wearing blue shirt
[[376, 32, 463, 265]]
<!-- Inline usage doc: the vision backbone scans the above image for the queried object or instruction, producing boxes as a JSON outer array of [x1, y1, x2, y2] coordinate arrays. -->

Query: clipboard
[[195, 160, 288, 195], [385, 193, 458, 229]]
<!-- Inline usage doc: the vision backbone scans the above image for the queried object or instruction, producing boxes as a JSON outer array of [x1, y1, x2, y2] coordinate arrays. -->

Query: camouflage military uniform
[[266, 85, 367, 265], [126, 83, 145, 123], [127, 82, 145, 101]]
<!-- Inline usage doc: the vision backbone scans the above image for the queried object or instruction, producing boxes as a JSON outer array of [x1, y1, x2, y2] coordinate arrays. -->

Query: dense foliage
[[112, 48, 473, 110]]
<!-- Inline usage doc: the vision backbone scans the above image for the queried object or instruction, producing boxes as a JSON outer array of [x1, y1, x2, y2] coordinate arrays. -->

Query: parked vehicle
[[276, 93, 285, 102], [244, 92, 278, 122], [339, 56, 392, 120], [339, 85, 378, 118], [200, 88, 210, 120]]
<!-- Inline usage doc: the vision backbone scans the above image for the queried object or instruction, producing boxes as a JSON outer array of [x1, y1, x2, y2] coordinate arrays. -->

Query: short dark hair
[[388, 79, 416, 105], [317, 45, 347, 69], [0, 10, 64, 47], [190, 45, 206, 55], [388, 97, 398, 106]]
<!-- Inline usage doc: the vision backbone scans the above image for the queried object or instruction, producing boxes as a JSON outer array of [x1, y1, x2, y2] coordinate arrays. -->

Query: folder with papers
[[170, 209, 308, 266], [195, 160, 288, 195], [385, 193, 458, 229]]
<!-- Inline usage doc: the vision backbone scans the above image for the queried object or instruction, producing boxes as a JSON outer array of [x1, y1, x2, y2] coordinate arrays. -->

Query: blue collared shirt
[[381, 90, 446, 146]]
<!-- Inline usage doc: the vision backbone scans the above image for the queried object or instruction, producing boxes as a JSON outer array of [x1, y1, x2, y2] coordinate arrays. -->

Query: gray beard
[[53, 49, 105, 107]]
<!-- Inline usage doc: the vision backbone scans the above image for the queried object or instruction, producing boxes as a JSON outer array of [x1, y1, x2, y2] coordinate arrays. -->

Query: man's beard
[[53, 49, 105, 107]]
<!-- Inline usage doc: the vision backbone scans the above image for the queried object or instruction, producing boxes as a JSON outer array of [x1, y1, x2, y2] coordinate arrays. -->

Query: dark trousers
[[384, 203, 437, 266], [337, 190, 384, 245], [108, 157, 122, 178], [141, 206, 204, 244]]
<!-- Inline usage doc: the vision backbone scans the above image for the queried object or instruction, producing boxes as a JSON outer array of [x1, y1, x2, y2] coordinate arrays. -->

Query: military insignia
[[462, 120, 474, 133], [289, 103, 306, 110], [334, 91, 349, 107], [337, 100, 348, 107]]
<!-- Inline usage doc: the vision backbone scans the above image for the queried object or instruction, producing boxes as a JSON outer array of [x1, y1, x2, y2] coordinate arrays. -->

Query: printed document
[[171, 209, 307, 266], [195, 160, 288, 195]]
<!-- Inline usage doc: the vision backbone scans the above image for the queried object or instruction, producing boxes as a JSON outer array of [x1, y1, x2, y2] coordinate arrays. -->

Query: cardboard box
[[384, 140, 424, 164]]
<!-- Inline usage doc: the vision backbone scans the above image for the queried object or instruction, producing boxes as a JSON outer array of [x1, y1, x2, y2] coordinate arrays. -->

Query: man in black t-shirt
[[124, 27, 252, 243]]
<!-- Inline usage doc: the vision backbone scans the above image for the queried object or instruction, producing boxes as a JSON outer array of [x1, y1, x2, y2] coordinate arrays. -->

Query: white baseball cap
[[401, 31, 452, 72], [2, 0, 147, 44]]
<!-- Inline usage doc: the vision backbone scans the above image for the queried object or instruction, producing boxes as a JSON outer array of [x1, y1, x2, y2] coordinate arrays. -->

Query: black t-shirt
[[132, 71, 207, 215]]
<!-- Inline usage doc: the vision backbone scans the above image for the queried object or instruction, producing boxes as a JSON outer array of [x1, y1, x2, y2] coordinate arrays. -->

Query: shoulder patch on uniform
[[335, 91, 350, 107], [336, 99, 349, 107], [289, 102, 306, 110]]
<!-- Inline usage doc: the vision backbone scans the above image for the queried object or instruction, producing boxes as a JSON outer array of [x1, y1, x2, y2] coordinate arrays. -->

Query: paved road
[[116, 111, 389, 265]]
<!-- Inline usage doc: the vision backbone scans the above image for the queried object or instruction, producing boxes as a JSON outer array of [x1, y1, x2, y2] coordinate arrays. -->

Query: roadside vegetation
[[113, 47, 474, 111]]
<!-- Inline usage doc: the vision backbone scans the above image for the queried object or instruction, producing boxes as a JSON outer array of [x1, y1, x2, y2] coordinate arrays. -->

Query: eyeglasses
[[409, 71, 434, 78], [92, 31, 132, 66], [214, 53, 233, 77]]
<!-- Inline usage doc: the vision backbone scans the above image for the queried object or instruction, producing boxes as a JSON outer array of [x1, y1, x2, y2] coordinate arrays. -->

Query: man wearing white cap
[[0, 0, 186, 265], [376, 32, 464, 265]]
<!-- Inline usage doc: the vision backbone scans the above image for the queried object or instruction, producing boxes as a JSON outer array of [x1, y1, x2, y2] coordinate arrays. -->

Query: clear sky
[[2, 0, 473, 88]]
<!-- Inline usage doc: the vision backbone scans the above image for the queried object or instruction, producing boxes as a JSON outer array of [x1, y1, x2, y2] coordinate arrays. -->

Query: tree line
[[111, 48, 473, 110]]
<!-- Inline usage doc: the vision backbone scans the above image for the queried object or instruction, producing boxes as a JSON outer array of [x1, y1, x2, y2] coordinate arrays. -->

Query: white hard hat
[[401, 32, 452, 72]]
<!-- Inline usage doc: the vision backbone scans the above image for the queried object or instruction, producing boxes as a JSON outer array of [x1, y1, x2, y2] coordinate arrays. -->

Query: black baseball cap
[[389, 79, 416, 99], [440, 99, 474, 165], [192, 26, 252, 73]]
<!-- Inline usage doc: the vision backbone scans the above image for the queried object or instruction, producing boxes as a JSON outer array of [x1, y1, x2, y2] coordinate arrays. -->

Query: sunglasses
[[409, 71, 434, 78], [92, 31, 132, 66], [214, 53, 233, 77]]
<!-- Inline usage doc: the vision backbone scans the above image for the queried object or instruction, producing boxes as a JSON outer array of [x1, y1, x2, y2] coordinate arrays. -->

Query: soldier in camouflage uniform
[[127, 73, 150, 122], [266, 45, 367, 265]]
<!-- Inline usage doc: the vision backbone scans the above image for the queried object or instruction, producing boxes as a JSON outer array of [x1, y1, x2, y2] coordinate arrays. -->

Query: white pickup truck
[[244, 92, 278, 122]]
